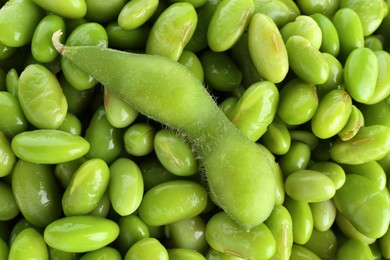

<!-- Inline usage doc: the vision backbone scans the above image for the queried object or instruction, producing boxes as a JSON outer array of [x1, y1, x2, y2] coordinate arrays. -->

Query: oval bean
[[116, 214, 150, 254], [0, 131, 15, 177], [0, 182, 19, 221], [32, 0, 86, 19], [124, 238, 168, 260], [118, 0, 158, 30], [9, 228, 48, 260]]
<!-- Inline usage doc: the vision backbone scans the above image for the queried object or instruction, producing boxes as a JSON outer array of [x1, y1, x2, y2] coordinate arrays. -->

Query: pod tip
[[52, 30, 65, 55]]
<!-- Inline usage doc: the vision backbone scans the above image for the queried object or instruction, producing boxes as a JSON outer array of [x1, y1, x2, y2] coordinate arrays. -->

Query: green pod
[[32, 0, 86, 19], [18, 64, 67, 129], [308, 161, 346, 190], [0, 0, 45, 47], [340, 161, 387, 191], [146, 2, 197, 61], [264, 205, 293, 260], [290, 244, 321, 260], [344, 47, 378, 104], [154, 129, 198, 176], [138, 180, 207, 226], [0, 131, 15, 177], [284, 196, 313, 245], [109, 158, 144, 216], [168, 248, 206, 260], [295, 0, 338, 17], [123, 123, 155, 156], [277, 78, 318, 125], [178, 50, 204, 83], [62, 22, 108, 91], [253, 0, 300, 27], [311, 89, 352, 139], [31, 14, 66, 63], [85, 0, 126, 23], [5, 68, 18, 97], [118, 0, 158, 30], [138, 156, 179, 191], [279, 141, 311, 177], [0, 91, 28, 138], [12, 159, 62, 227], [116, 214, 150, 254], [79, 247, 121, 260], [261, 116, 291, 155], [185, 0, 220, 53], [104, 88, 139, 128], [303, 228, 338, 260], [286, 35, 329, 84], [309, 200, 337, 232], [339, 0, 384, 36], [332, 8, 364, 61], [334, 174, 390, 239], [84, 107, 122, 164], [62, 158, 109, 216], [44, 216, 120, 253], [367, 50, 390, 104], [228, 81, 279, 142], [9, 228, 48, 260], [248, 12, 289, 83], [165, 215, 208, 253], [124, 238, 168, 260], [337, 105, 364, 141], [310, 13, 339, 56], [207, 0, 254, 52], [57, 113, 82, 136], [365, 35, 383, 51], [206, 211, 276, 259], [106, 22, 150, 50], [379, 227, 390, 258], [281, 15, 322, 50], [200, 50, 242, 92], [0, 181, 19, 221], [330, 125, 390, 165], [11, 129, 90, 164], [335, 212, 376, 244], [336, 239, 374, 259], [285, 170, 336, 203], [360, 99, 390, 128], [0, 238, 8, 260]]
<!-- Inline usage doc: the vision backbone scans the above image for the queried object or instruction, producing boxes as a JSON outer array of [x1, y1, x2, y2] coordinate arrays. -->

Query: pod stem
[[52, 30, 65, 56]]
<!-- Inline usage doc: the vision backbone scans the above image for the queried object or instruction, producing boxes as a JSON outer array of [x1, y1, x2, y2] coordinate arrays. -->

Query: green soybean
[[330, 125, 390, 165], [44, 215, 120, 253], [360, 99, 390, 128], [0, 131, 15, 177], [277, 78, 318, 125], [367, 50, 390, 104], [62, 158, 110, 216], [178, 50, 204, 83], [105, 22, 150, 50], [48, 247, 80, 260], [11, 129, 90, 164], [207, 0, 254, 52], [205, 248, 246, 260], [308, 161, 346, 190], [365, 35, 384, 51], [335, 212, 376, 244], [290, 244, 321, 260], [89, 192, 110, 218], [0, 43, 16, 61], [55, 157, 86, 189], [286, 35, 329, 85], [289, 130, 319, 151], [104, 88, 139, 128], [261, 117, 291, 155], [0, 238, 8, 260], [248, 12, 289, 83], [206, 211, 276, 259], [0, 0, 45, 47], [32, 0, 86, 19], [253, 0, 300, 27], [379, 228, 390, 258], [5, 68, 18, 97], [295, 0, 339, 17], [336, 239, 374, 259], [118, 0, 158, 30], [168, 248, 206, 260], [279, 141, 311, 177], [109, 158, 144, 216], [309, 200, 337, 232], [84, 0, 126, 23], [146, 2, 197, 61], [57, 113, 82, 136], [311, 89, 352, 139], [12, 160, 62, 227], [0, 182, 19, 221], [337, 105, 364, 141], [18, 64, 68, 129], [116, 214, 150, 254], [79, 247, 122, 260], [303, 228, 338, 259], [310, 13, 340, 56], [9, 228, 48, 260], [333, 174, 390, 239], [124, 238, 168, 260]]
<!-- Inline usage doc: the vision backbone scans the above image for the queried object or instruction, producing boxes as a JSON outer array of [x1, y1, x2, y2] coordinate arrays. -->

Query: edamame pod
[[12, 160, 62, 227], [248, 12, 289, 83], [109, 158, 144, 216], [11, 129, 90, 164], [0, 0, 45, 47], [330, 125, 390, 165], [18, 64, 67, 129], [207, 0, 254, 52], [146, 2, 197, 61], [206, 211, 276, 259], [62, 158, 109, 216], [286, 35, 329, 85], [138, 180, 207, 226], [44, 216, 120, 253], [32, 0, 87, 19], [9, 228, 48, 260]]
